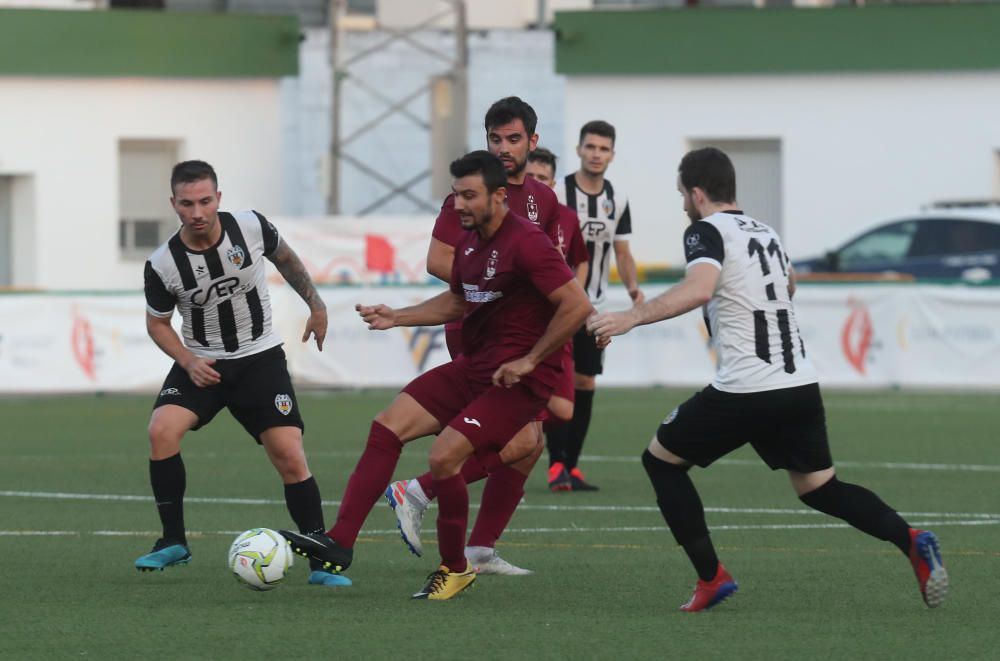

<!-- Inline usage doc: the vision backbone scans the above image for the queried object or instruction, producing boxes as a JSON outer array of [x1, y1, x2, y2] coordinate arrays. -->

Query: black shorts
[[572, 326, 604, 377], [153, 345, 304, 443], [655, 383, 832, 473]]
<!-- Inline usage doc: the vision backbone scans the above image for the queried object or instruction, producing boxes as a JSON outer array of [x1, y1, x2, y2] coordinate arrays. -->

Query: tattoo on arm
[[268, 241, 325, 310]]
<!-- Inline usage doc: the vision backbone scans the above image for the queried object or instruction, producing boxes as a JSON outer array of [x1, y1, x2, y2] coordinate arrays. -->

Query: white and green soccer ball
[[228, 528, 294, 591]]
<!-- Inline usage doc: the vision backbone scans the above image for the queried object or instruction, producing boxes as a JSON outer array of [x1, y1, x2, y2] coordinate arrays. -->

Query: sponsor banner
[[0, 295, 175, 392], [270, 216, 436, 285], [2, 285, 999, 393]]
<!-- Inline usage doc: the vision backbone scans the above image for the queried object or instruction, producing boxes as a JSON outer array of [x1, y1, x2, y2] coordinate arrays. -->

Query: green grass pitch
[[1, 388, 998, 659]]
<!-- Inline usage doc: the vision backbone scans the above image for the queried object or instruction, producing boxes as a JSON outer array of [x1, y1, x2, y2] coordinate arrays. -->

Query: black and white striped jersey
[[554, 174, 632, 309], [684, 210, 817, 393], [144, 210, 282, 360]]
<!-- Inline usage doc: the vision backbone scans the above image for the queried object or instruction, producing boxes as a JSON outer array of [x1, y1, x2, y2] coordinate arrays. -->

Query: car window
[[838, 220, 918, 268], [909, 219, 1000, 257], [951, 220, 1000, 253]]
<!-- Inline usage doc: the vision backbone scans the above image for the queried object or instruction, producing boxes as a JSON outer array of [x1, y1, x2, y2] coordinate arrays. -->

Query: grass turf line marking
[[580, 456, 1000, 472], [3, 490, 999, 522], [2, 517, 998, 539]]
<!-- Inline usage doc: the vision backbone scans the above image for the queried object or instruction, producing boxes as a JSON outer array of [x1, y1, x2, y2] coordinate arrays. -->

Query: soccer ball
[[228, 528, 294, 591]]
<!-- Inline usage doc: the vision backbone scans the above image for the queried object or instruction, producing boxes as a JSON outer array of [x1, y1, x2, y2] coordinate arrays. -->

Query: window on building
[[119, 140, 179, 260]]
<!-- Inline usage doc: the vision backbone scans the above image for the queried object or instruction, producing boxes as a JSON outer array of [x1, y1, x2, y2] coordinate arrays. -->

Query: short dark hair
[[527, 147, 557, 174], [678, 147, 736, 203], [171, 160, 217, 193], [484, 96, 538, 136], [579, 120, 616, 146], [450, 150, 507, 193]]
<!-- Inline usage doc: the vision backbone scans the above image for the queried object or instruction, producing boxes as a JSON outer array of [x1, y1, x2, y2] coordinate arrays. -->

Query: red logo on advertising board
[[840, 298, 873, 375], [72, 306, 96, 381]]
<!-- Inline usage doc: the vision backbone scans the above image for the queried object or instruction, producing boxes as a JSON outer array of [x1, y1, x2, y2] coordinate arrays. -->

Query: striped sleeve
[[253, 210, 280, 256], [684, 220, 724, 269], [144, 261, 175, 317]]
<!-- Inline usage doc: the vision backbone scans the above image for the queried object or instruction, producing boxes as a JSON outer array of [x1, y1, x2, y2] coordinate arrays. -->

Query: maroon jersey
[[432, 176, 561, 248], [449, 211, 575, 389], [548, 204, 588, 269], [434, 176, 562, 337]]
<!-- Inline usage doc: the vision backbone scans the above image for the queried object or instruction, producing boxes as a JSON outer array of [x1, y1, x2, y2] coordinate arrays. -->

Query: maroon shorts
[[552, 344, 575, 402], [402, 357, 551, 452]]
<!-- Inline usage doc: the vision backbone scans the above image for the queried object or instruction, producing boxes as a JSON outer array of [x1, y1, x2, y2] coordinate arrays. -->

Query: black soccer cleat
[[569, 468, 599, 492], [278, 530, 353, 573]]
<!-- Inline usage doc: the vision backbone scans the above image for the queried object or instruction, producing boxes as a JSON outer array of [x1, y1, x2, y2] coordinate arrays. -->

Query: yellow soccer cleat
[[411, 564, 477, 601]]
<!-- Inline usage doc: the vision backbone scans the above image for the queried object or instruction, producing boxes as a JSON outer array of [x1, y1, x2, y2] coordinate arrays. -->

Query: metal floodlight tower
[[326, 0, 468, 215]]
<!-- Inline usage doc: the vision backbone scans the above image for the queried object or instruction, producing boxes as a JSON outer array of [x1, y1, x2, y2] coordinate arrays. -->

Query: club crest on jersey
[[662, 407, 679, 425], [557, 224, 567, 256], [685, 233, 706, 256], [226, 245, 246, 268], [274, 394, 293, 416], [602, 198, 615, 218], [526, 195, 539, 223], [484, 250, 499, 280]]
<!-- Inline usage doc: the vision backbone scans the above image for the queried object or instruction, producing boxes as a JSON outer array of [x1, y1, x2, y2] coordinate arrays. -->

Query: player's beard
[[460, 201, 492, 230], [686, 208, 703, 222], [503, 154, 527, 177]]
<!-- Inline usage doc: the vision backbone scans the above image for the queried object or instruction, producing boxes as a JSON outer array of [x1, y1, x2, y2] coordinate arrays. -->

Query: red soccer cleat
[[908, 529, 948, 608], [548, 462, 572, 492], [679, 563, 738, 612]]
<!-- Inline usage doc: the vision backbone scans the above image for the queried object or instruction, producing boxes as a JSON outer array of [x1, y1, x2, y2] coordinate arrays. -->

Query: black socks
[[564, 389, 595, 470], [150, 453, 186, 545], [799, 477, 911, 555], [641, 450, 718, 581]]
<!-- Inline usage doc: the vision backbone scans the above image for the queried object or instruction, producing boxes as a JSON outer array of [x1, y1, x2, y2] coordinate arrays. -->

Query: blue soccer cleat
[[308, 570, 353, 587], [909, 529, 948, 608], [135, 539, 192, 572]]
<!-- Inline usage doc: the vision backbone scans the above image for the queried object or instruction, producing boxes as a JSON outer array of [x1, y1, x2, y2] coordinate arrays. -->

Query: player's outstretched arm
[[493, 279, 593, 388], [146, 312, 220, 387], [267, 240, 328, 350], [426, 237, 455, 282], [588, 262, 719, 338], [356, 290, 464, 330], [613, 239, 644, 304]]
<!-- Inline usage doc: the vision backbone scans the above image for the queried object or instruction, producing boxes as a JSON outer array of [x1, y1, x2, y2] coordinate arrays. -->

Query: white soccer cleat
[[465, 546, 533, 576], [385, 480, 427, 557]]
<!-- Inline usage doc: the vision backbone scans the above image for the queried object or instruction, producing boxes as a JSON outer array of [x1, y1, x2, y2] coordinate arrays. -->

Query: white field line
[[2, 489, 999, 524], [18, 450, 999, 474], [1, 517, 998, 538], [579, 456, 1000, 472]]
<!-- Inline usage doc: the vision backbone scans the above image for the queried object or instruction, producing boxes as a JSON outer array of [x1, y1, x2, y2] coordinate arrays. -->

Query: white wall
[[0, 77, 285, 289], [564, 71, 1000, 267]]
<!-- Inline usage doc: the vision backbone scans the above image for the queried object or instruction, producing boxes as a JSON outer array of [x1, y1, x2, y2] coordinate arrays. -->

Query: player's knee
[[509, 441, 544, 475], [641, 448, 689, 481], [574, 373, 596, 390], [547, 398, 573, 423], [428, 448, 459, 477], [147, 418, 183, 455], [271, 448, 310, 482]]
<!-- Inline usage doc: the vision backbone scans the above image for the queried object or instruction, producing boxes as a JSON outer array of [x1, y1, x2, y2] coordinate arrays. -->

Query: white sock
[[404, 479, 429, 509], [465, 545, 493, 562]]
